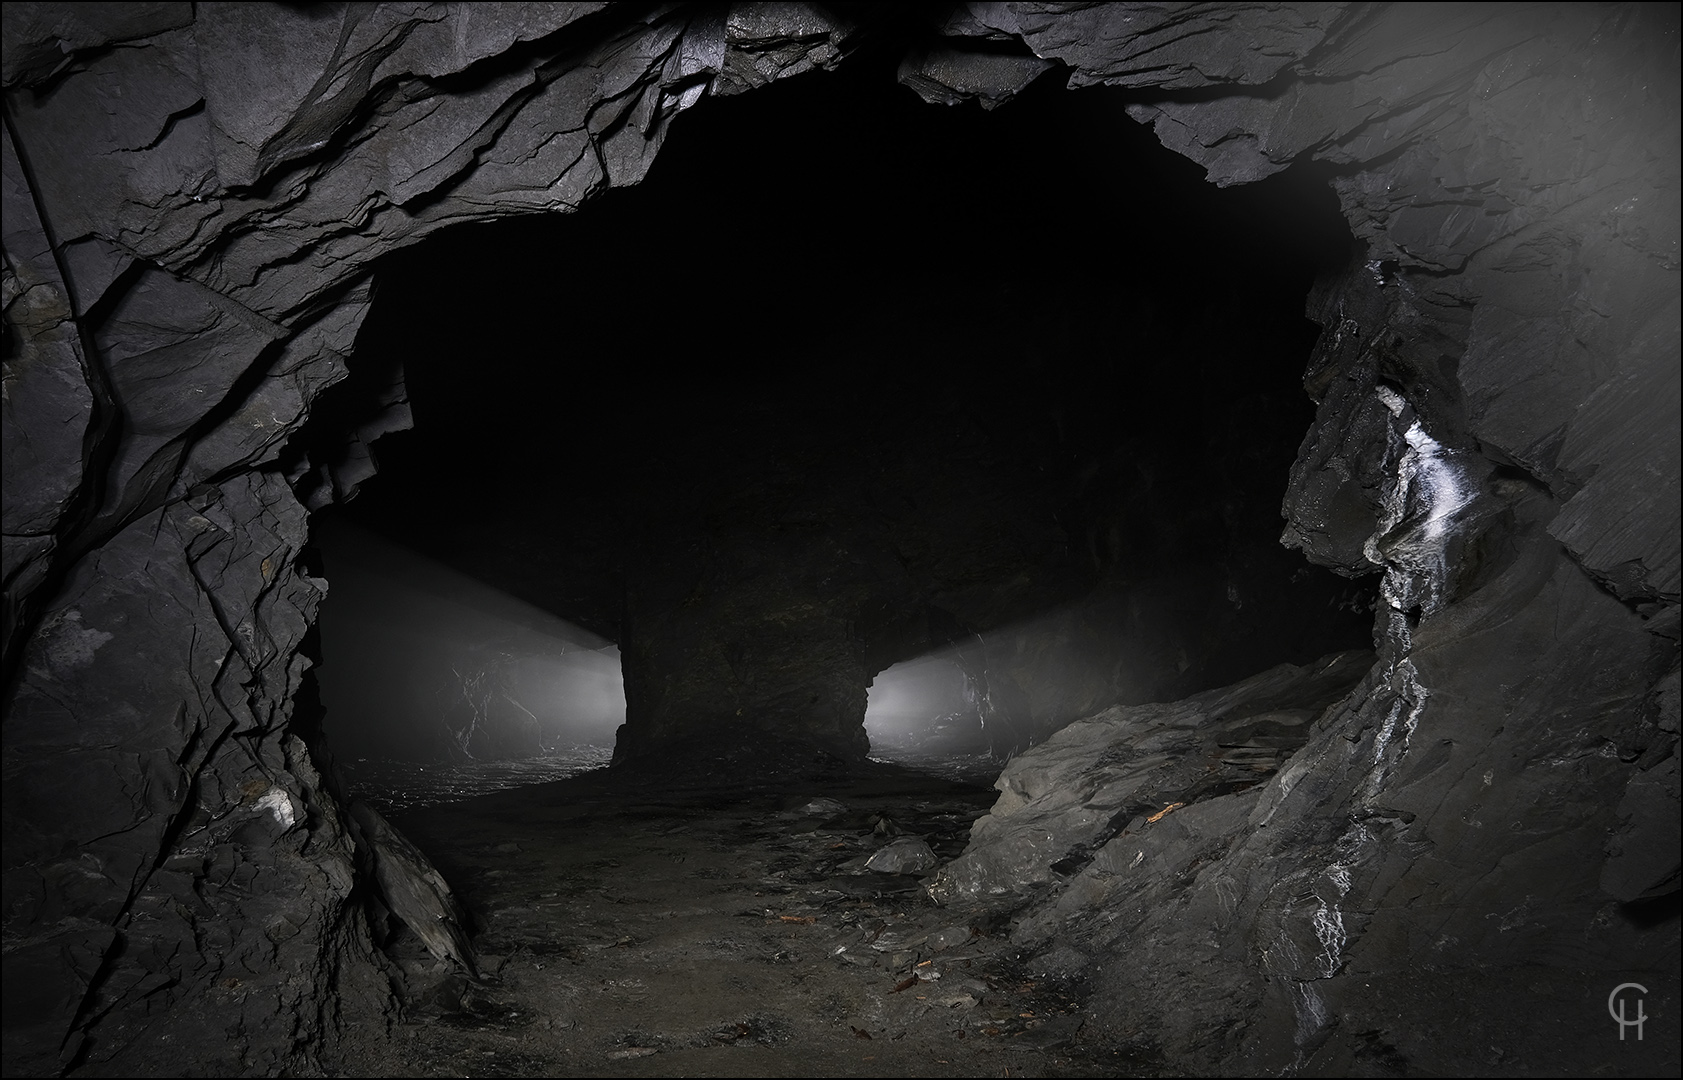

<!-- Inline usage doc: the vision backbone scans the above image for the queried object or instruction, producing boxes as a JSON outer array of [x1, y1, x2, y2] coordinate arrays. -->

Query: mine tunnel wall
[[1, 4, 1677, 1075], [310, 515, 624, 763]]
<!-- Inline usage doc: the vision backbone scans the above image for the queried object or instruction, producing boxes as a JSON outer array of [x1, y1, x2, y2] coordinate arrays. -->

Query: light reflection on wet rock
[[342, 746, 615, 814]]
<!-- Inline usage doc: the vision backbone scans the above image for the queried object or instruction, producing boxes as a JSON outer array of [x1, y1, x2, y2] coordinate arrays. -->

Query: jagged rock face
[[1, 3, 1677, 1077], [931, 650, 1378, 908]]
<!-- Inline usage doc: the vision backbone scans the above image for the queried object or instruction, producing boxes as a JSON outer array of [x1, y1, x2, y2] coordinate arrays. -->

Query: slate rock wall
[[2, 5, 856, 1072], [1, 2, 1677, 1075], [919, 3, 1681, 1072]]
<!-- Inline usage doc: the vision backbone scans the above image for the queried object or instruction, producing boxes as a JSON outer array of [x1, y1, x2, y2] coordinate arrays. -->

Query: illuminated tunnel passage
[[862, 654, 993, 781], [309, 515, 625, 812], [323, 47, 1377, 783], [1, 5, 1674, 1078]]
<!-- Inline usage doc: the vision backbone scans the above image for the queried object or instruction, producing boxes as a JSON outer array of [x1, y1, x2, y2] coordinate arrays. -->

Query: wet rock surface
[[937, 626, 1680, 1074], [1, 3, 1677, 1075]]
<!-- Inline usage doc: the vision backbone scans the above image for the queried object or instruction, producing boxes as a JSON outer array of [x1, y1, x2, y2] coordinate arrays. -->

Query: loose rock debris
[[332, 762, 1112, 1077]]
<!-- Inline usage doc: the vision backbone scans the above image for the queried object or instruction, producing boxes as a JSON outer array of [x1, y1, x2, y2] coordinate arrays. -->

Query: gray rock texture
[[932, 649, 1373, 907], [344, 799, 475, 978], [1, 2, 1677, 1075], [865, 837, 941, 875]]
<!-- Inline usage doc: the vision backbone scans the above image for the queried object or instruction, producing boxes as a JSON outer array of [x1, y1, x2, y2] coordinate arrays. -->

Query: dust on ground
[[327, 759, 1144, 1077]]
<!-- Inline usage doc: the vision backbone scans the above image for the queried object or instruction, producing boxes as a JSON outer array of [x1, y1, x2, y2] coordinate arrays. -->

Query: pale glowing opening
[[863, 655, 974, 749]]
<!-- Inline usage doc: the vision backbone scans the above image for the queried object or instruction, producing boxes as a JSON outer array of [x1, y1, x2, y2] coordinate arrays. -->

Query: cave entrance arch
[[6, 6, 1676, 1077], [316, 34, 1372, 780]]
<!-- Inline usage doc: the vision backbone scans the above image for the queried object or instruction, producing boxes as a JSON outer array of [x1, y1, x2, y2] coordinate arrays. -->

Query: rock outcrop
[[932, 650, 1375, 909], [2, 3, 1676, 1075]]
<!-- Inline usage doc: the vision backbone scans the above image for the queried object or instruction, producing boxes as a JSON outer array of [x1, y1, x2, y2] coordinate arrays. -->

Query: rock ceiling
[[1, 3, 1677, 1075]]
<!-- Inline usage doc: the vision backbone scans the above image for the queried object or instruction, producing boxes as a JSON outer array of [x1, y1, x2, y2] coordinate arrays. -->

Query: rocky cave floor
[[329, 757, 1135, 1078]]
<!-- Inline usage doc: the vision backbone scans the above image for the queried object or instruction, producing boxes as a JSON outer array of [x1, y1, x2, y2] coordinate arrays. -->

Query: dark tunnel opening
[[303, 38, 1378, 804]]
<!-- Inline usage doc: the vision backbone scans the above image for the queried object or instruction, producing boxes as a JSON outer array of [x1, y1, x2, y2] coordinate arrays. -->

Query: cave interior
[[310, 49, 1375, 782], [1, 3, 1678, 1077]]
